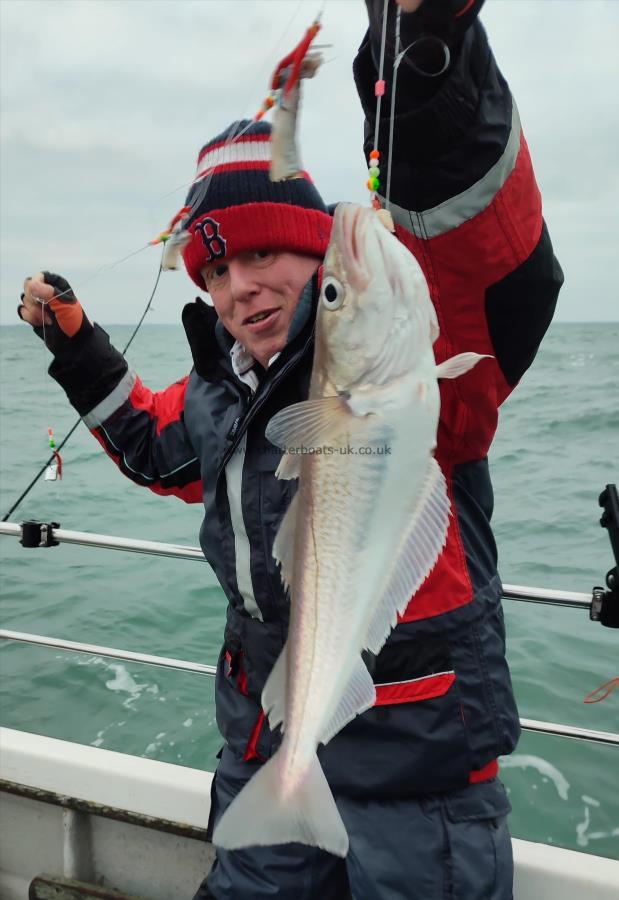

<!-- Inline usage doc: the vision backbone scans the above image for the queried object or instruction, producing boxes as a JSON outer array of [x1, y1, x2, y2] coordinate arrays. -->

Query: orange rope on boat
[[583, 677, 619, 703]]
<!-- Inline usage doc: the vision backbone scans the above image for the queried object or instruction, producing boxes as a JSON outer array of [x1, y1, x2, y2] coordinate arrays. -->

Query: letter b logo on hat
[[196, 217, 227, 262]]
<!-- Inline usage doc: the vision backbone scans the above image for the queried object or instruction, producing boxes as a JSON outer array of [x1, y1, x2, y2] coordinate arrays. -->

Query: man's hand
[[18, 271, 92, 353], [365, 0, 485, 76]]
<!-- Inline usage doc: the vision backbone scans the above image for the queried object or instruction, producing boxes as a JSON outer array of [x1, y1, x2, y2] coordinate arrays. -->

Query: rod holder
[[20, 520, 60, 548], [591, 485, 619, 628]]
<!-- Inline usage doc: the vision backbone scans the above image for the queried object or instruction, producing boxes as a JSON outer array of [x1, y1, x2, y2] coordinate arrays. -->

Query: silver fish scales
[[214, 203, 487, 856]]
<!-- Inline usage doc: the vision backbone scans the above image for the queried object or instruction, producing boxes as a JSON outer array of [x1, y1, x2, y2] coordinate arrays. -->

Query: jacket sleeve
[[49, 324, 202, 503], [354, 14, 564, 463]]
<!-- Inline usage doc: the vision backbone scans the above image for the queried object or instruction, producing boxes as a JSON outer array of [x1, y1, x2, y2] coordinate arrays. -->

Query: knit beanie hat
[[182, 120, 332, 291]]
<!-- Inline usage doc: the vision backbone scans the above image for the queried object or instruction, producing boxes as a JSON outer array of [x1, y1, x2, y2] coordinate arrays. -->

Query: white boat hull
[[1, 728, 617, 899]]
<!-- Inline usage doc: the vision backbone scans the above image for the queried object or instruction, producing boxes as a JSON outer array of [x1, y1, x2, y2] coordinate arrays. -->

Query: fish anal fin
[[364, 457, 451, 655], [262, 643, 288, 733], [435, 352, 492, 380], [319, 657, 376, 747]]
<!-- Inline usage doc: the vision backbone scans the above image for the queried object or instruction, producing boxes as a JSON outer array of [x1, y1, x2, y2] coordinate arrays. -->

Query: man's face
[[201, 250, 320, 368]]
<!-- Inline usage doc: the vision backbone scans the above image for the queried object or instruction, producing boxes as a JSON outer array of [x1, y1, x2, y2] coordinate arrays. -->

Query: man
[[18, 1, 563, 897]]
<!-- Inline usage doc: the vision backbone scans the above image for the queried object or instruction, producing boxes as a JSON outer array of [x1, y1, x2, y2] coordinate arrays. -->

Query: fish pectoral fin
[[319, 657, 376, 747], [275, 451, 302, 481], [213, 751, 349, 858], [262, 642, 289, 733], [265, 396, 354, 453], [364, 456, 451, 655], [272, 492, 299, 594], [434, 352, 492, 380]]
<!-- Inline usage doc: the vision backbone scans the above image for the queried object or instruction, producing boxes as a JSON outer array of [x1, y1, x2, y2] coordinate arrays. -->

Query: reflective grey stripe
[[387, 103, 522, 240], [83, 369, 137, 428], [225, 433, 263, 621]]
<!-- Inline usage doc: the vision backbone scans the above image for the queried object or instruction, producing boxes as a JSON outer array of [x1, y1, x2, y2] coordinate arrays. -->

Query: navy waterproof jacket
[[50, 20, 563, 798]]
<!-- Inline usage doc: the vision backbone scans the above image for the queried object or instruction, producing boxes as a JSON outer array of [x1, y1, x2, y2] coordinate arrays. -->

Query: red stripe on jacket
[[395, 133, 543, 623], [375, 672, 456, 706], [128, 376, 189, 436]]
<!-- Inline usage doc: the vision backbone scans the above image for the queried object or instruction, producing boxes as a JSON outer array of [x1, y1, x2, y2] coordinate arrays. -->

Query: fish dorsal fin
[[434, 352, 491, 380], [272, 491, 300, 594], [265, 396, 354, 452], [319, 656, 376, 747], [262, 641, 289, 732], [364, 457, 450, 655]]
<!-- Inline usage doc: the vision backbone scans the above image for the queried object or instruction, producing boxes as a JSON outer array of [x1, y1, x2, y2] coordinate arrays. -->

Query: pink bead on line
[[375, 80, 386, 97]]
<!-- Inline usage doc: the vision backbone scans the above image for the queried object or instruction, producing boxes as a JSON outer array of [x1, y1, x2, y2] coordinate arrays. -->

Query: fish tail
[[213, 751, 349, 858]]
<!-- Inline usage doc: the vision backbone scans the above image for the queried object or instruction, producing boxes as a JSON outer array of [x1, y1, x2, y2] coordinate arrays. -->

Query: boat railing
[[1, 520, 618, 749]]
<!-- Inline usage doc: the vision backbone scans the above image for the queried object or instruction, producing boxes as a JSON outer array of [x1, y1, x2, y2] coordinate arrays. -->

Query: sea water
[[0, 321, 617, 859]]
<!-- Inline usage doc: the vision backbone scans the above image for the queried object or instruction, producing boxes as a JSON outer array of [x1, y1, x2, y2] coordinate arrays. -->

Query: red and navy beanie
[[182, 120, 332, 291]]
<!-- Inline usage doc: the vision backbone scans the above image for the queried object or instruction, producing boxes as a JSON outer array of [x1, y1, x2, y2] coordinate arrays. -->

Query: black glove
[[20, 271, 93, 355], [365, 0, 485, 75], [414, 0, 486, 44]]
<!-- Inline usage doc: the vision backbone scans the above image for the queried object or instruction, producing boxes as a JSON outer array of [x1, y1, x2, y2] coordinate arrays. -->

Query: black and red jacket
[[49, 20, 562, 796]]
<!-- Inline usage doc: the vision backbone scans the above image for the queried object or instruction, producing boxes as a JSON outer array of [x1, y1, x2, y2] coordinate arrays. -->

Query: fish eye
[[322, 277, 344, 311]]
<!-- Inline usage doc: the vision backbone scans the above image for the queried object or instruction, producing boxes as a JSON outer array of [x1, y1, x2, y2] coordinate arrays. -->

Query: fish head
[[315, 203, 438, 393]]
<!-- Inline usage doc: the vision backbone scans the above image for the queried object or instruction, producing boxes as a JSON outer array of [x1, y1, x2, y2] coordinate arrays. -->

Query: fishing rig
[[2, 9, 326, 523], [4, 2, 445, 521], [0, 2, 617, 769], [4, 9, 618, 639]]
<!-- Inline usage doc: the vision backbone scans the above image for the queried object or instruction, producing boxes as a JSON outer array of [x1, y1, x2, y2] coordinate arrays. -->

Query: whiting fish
[[213, 203, 487, 857]]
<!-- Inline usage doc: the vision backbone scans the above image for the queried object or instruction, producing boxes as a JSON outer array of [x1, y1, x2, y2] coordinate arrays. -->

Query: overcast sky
[[1, 0, 617, 325]]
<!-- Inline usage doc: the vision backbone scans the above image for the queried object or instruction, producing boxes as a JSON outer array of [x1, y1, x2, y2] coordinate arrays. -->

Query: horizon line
[[1, 320, 618, 329]]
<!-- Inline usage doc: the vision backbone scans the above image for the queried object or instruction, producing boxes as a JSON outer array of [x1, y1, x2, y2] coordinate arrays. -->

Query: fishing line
[[384, 5, 402, 211], [1, 258, 164, 523], [29, 244, 152, 305], [373, 0, 390, 154], [365, 0, 398, 221], [27, 3, 316, 302], [158, 0, 307, 203], [380, 6, 451, 213], [6, 4, 325, 523]]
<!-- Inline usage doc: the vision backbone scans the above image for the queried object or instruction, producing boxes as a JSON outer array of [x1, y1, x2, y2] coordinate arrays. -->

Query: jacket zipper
[[217, 336, 312, 479]]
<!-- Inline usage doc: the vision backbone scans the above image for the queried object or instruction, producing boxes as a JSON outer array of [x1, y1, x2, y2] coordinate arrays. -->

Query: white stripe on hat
[[195, 139, 271, 182]]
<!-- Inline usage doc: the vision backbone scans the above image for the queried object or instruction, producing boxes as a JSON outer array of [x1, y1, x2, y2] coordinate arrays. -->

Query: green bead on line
[[370, 176, 380, 192], [369, 166, 380, 178]]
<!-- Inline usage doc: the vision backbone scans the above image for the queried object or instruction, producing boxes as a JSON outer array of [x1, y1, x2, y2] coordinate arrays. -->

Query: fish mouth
[[333, 204, 371, 291]]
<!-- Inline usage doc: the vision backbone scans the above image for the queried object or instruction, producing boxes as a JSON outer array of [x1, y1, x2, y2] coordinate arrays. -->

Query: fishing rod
[[1, 263, 163, 523], [2, 4, 321, 524]]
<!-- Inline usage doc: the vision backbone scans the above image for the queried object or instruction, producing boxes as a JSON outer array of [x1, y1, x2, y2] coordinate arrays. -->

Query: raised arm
[[356, 0, 564, 459], [19, 273, 202, 503]]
